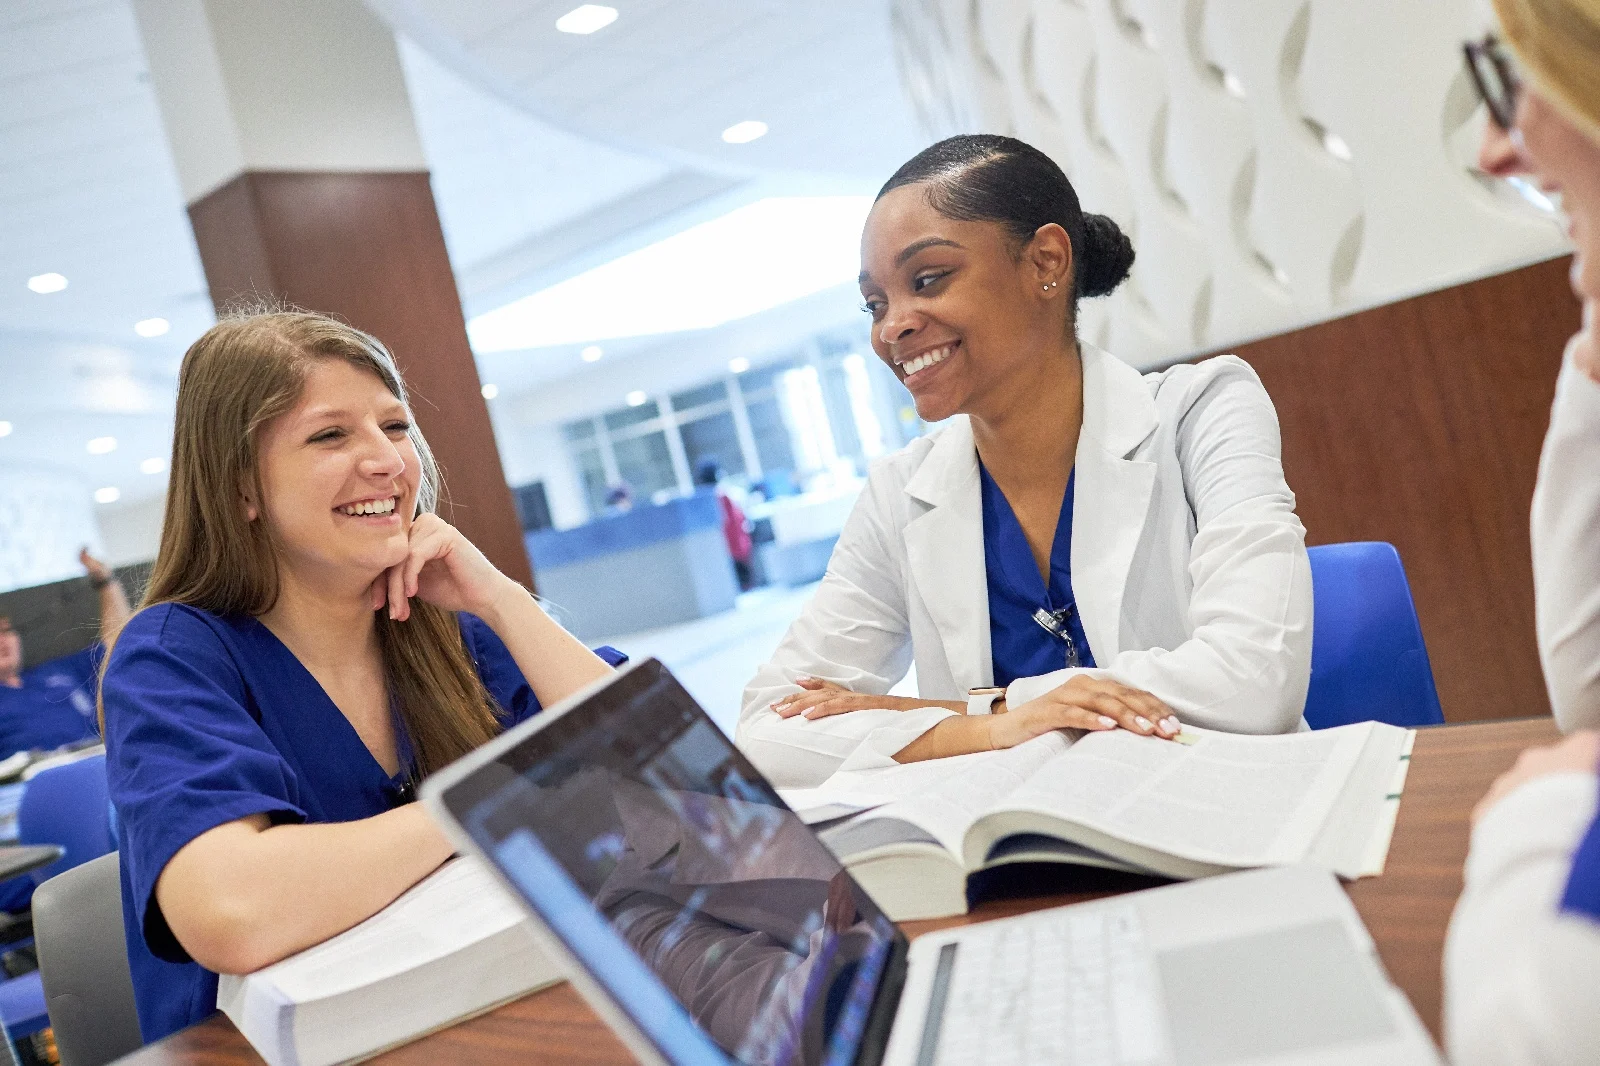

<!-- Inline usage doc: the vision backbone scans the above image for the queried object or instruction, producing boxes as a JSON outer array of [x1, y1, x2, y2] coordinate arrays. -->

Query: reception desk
[[525, 494, 738, 641]]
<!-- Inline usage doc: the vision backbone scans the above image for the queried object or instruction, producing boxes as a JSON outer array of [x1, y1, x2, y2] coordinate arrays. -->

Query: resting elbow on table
[[1443, 770, 1600, 1065], [155, 805, 454, 975]]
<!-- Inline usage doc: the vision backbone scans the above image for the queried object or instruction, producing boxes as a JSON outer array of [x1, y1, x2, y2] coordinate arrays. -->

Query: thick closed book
[[218, 856, 563, 1066], [810, 721, 1414, 921]]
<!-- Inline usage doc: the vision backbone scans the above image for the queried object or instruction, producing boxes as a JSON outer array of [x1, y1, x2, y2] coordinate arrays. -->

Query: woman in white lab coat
[[1442, 3, 1600, 1062], [736, 135, 1313, 789]]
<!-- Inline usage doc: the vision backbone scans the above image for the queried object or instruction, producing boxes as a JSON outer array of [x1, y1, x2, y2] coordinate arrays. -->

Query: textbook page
[[837, 732, 1072, 859], [975, 724, 1374, 871]]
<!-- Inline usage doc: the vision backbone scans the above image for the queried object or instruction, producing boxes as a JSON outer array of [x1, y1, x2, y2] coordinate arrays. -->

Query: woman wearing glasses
[[1445, 5, 1600, 1063], [737, 134, 1313, 788]]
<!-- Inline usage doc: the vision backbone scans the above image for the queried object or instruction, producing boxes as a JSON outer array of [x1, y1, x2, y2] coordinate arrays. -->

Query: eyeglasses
[[1463, 34, 1522, 131]]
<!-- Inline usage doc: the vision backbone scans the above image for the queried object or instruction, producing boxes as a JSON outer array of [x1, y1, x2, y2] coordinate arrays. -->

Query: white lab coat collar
[[900, 344, 1160, 690]]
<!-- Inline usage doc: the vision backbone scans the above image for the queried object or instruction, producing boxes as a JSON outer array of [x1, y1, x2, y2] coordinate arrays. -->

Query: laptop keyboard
[[916, 902, 1165, 1066]]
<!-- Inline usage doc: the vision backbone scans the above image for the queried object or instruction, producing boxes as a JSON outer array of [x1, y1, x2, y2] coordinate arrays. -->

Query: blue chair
[[1304, 542, 1446, 730], [1, 755, 116, 1057]]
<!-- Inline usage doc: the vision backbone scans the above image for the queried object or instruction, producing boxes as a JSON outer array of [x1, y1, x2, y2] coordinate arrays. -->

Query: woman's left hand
[[772, 677, 962, 720], [1473, 729, 1600, 825], [370, 513, 513, 622]]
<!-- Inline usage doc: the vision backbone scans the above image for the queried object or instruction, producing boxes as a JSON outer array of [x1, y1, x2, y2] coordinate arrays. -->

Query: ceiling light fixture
[[721, 121, 768, 145], [625, 391, 648, 407], [0, 422, 11, 438], [469, 197, 872, 351], [27, 273, 67, 294], [728, 357, 750, 374], [134, 317, 171, 338], [481, 383, 500, 400], [555, 4, 617, 34], [1321, 131, 1353, 162], [140, 457, 166, 475], [86, 436, 117, 455], [581, 345, 604, 363], [93, 487, 120, 504]]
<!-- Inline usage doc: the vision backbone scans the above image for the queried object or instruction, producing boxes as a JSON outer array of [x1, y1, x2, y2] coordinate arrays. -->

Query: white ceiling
[[0, 0, 923, 519], [366, 0, 925, 183]]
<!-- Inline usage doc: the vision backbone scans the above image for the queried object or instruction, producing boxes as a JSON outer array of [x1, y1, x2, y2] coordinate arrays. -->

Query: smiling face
[[251, 358, 421, 593], [858, 185, 1073, 424], [1516, 92, 1600, 308]]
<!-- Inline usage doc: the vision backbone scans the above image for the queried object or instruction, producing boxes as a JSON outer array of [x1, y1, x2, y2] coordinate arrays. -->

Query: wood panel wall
[[1218, 256, 1581, 723], [187, 171, 533, 589]]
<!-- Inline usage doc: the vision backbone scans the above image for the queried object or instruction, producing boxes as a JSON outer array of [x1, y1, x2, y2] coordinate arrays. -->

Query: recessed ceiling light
[[722, 121, 768, 145], [1221, 72, 1246, 98], [87, 436, 117, 455], [27, 273, 67, 294], [1321, 131, 1353, 161], [556, 4, 617, 34], [93, 486, 120, 504], [140, 457, 166, 475], [728, 357, 751, 374], [581, 345, 604, 363], [134, 317, 170, 338], [481, 383, 499, 400], [625, 390, 648, 407], [0, 422, 11, 438]]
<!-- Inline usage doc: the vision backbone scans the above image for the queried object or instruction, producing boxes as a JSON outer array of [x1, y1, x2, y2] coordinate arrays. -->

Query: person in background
[[695, 458, 755, 590], [604, 482, 635, 514], [1443, 3, 1600, 1060], [100, 310, 622, 1042], [0, 548, 131, 758], [738, 135, 1313, 789]]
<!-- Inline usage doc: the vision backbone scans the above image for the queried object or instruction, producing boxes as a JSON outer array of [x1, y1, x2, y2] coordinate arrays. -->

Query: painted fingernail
[[1134, 716, 1153, 732], [1163, 716, 1180, 734], [1157, 717, 1177, 735], [1097, 715, 1118, 728]]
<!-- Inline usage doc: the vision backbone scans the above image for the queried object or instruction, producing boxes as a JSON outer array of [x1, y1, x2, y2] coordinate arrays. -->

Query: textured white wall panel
[[891, 0, 1569, 367]]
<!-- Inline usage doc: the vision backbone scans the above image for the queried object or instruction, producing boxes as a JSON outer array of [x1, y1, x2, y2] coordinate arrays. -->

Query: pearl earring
[[1043, 281, 1058, 292]]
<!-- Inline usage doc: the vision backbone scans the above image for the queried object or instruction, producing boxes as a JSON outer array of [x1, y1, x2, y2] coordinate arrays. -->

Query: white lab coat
[[737, 344, 1313, 789], [1531, 341, 1600, 733]]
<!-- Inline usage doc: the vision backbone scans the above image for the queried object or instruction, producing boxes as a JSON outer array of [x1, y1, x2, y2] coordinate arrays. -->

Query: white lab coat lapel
[[1071, 345, 1159, 663], [902, 417, 992, 692]]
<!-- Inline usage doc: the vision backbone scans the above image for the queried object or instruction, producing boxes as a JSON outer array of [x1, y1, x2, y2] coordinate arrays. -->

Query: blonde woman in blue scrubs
[[738, 135, 1313, 789]]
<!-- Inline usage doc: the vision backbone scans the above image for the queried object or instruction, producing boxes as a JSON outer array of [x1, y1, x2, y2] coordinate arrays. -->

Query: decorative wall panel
[[891, 0, 1570, 366]]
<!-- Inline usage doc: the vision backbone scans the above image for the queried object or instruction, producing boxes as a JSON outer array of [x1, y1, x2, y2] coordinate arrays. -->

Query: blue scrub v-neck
[[979, 462, 1096, 687], [102, 603, 627, 1042]]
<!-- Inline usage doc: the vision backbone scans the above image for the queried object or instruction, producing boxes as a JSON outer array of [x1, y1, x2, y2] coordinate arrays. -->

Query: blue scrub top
[[0, 645, 101, 758], [980, 464, 1096, 688], [1560, 771, 1600, 923], [102, 602, 625, 1043]]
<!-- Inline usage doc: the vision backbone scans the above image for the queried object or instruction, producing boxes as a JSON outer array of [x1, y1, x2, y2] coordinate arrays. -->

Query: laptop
[[422, 658, 1442, 1066]]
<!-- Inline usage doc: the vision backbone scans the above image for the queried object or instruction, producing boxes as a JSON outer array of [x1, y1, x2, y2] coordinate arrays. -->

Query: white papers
[[996, 725, 1371, 869]]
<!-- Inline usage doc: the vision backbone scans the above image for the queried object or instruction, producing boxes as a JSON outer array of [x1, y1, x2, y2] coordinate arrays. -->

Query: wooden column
[[186, 171, 533, 589], [1216, 256, 1581, 723]]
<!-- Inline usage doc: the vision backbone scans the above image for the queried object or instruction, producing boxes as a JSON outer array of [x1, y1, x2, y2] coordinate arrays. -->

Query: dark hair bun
[[1077, 213, 1135, 298]]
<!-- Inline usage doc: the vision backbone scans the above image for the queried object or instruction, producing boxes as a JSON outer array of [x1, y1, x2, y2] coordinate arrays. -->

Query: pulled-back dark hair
[[876, 135, 1134, 312]]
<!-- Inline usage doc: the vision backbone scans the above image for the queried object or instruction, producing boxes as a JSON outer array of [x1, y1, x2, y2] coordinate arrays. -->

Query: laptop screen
[[437, 660, 904, 1066]]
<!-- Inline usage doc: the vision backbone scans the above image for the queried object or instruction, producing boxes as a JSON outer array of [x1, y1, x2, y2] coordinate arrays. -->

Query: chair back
[[17, 755, 114, 885], [1304, 542, 1445, 729], [32, 854, 142, 1066]]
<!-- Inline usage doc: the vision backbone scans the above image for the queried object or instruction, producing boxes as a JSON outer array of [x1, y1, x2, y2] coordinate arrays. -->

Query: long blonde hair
[[1494, 0, 1600, 139], [100, 310, 501, 777]]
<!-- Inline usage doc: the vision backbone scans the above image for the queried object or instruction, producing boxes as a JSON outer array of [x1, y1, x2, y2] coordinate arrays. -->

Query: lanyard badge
[[1032, 606, 1082, 669]]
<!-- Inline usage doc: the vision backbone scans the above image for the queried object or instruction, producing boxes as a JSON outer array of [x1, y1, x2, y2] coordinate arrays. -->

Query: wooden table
[[119, 717, 1561, 1065]]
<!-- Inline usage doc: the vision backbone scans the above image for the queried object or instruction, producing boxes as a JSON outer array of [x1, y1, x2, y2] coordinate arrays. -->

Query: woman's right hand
[[990, 675, 1181, 748]]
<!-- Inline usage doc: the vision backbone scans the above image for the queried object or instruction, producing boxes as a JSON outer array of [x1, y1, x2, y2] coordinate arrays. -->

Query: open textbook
[[218, 856, 563, 1066], [803, 721, 1414, 921]]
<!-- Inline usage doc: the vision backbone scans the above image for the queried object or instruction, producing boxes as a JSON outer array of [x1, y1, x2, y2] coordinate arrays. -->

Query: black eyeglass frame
[[1463, 34, 1522, 131]]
